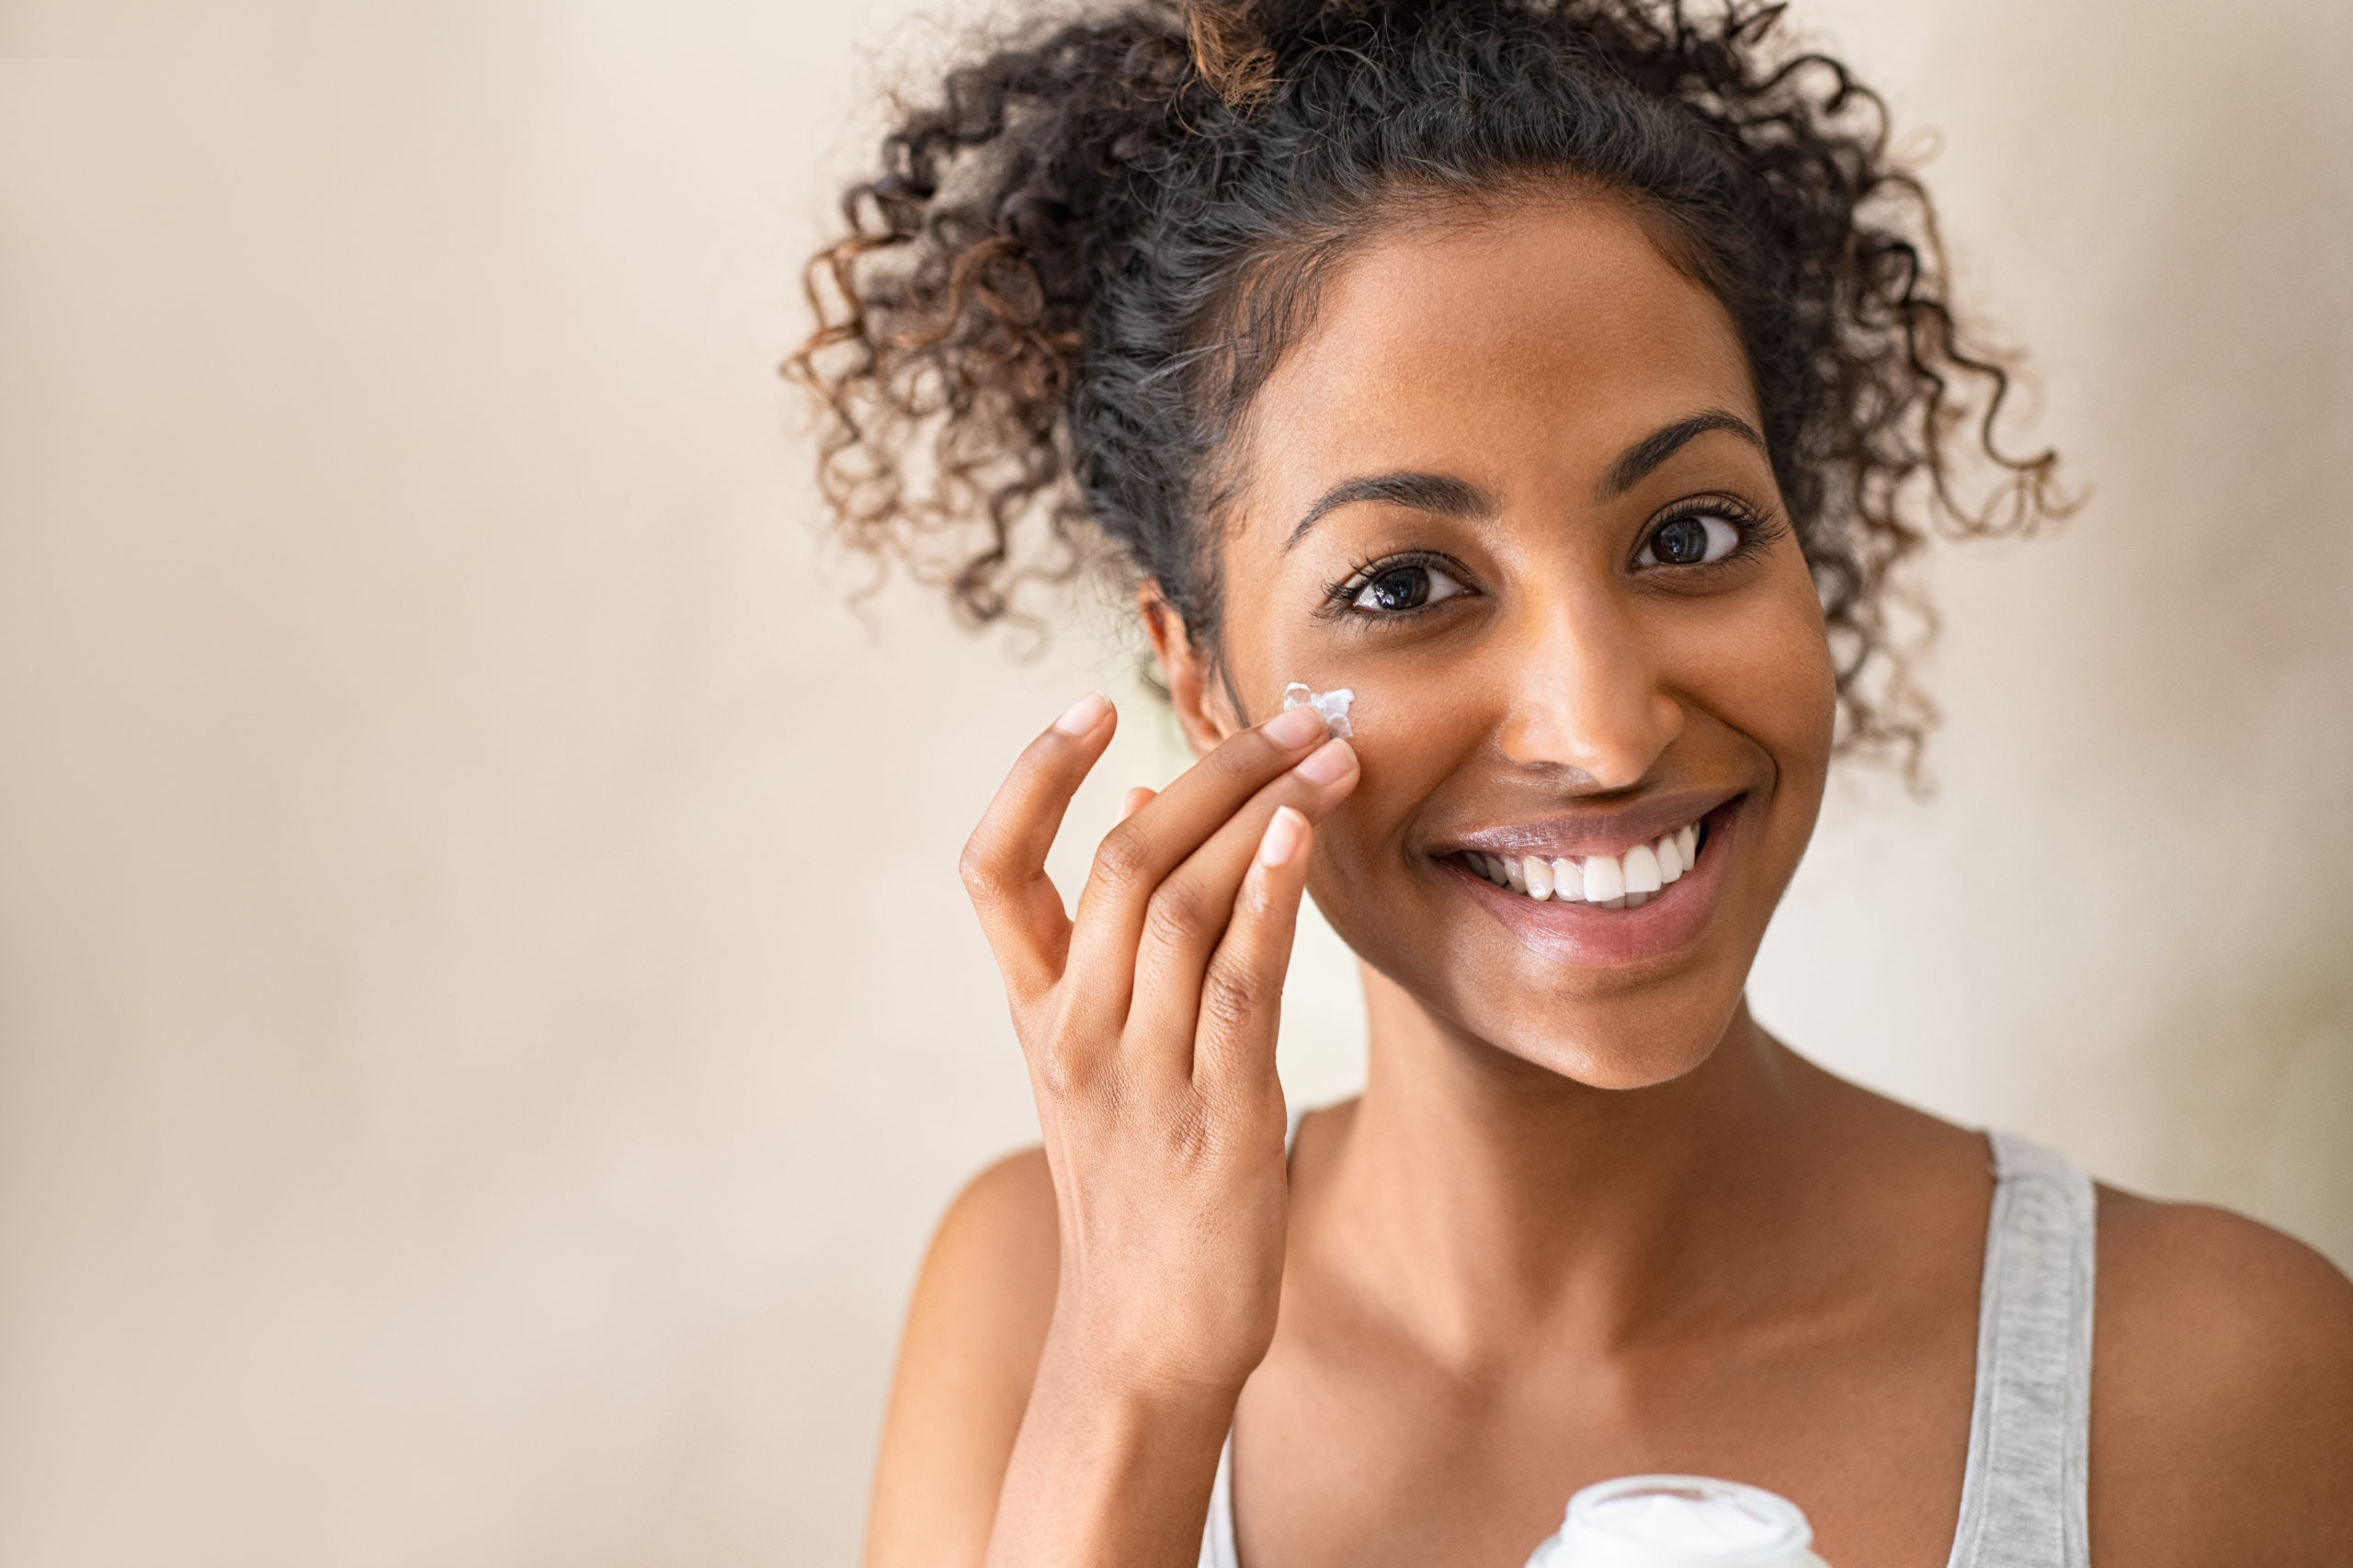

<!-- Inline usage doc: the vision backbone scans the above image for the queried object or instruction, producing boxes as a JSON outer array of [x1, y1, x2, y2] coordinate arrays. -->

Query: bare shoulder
[[2091, 1186, 2353, 1564], [918, 1144, 1063, 1323], [862, 1147, 1062, 1568]]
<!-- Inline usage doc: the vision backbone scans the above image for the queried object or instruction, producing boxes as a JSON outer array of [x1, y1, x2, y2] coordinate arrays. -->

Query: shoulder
[[2091, 1186, 2353, 1564], [2096, 1187, 2353, 1393], [863, 1148, 1061, 1568], [893, 1145, 1062, 1406], [925, 1144, 1062, 1302]]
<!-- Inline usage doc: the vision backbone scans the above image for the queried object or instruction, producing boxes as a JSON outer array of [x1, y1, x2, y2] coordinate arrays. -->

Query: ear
[[1138, 582, 1241, 756]]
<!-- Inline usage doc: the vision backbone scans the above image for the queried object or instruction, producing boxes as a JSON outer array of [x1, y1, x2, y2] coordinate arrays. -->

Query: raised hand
[[959, 690, 1358, 1566]]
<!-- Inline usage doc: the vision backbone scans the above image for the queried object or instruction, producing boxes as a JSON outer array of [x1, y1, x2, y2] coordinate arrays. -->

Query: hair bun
[[1186, 1, 1278, 108]]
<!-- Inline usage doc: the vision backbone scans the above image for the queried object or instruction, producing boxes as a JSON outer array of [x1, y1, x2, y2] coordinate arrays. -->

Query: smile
[[1454, 820, 1708, 910]]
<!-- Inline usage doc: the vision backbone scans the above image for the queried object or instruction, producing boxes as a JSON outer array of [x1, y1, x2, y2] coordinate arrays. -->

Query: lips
[[1434, 797, 1743, 967]]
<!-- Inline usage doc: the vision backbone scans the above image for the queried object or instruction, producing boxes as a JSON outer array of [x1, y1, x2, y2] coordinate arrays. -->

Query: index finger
[[958, 692, 1117, 1000], [1061, 700, 1332, 1006]]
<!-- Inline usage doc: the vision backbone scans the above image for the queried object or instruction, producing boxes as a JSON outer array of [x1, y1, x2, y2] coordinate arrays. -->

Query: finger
[[1123, 736, 1356, 1064], [1190, 807, 1313, 1098], [1118, 785, 1156, 824], [1062, 702, 1332, 1023], [959, 691, 1115, 1000]]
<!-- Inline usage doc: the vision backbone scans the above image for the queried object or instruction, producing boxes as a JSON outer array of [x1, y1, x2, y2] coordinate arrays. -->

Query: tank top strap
[[1946, 1131, 2097, 1568], [1200, 1429, 1240, 1568]]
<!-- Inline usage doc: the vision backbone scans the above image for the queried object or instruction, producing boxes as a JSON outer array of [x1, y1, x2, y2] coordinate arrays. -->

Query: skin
[[863, 198, 2353, 1568]]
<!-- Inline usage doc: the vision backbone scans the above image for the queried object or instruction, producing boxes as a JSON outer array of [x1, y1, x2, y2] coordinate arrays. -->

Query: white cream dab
[[1281, 682, 1354, 738]]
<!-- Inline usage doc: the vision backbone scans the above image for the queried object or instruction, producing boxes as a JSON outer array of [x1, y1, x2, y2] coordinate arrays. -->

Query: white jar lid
[[1524, 1475, 1825, 1568]]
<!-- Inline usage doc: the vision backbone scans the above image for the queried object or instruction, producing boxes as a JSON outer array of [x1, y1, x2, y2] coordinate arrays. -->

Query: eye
[[1637, 511, 1744, 567], [1348, 560, 1469, 613]]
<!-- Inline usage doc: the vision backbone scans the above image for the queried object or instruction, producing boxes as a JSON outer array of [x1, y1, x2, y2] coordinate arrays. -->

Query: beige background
[[2, 0, 2347, 1562]]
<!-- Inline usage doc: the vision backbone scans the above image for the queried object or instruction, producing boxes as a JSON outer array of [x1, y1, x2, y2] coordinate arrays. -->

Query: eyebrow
[[1283, 471, 1496, 552], [1279, 408, 1770, 552], [1597, 409, 1768, 499]]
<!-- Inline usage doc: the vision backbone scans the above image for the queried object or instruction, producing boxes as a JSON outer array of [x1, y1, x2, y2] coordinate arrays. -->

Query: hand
[[960, 690, 1360, 1397]]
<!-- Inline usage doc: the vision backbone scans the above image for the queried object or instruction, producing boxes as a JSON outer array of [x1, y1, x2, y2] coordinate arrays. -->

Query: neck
[[1308, 963, 1832, 1368]]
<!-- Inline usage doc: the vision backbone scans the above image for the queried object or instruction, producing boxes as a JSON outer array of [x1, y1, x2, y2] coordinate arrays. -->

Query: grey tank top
[[1199, 1122, 2095, 1568]]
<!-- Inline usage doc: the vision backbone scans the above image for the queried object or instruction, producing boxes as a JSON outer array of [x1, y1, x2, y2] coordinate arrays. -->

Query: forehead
[[1237, 197, 1758, 533]]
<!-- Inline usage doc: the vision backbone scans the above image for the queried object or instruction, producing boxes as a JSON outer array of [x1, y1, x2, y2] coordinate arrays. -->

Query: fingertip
[[1051, 690, 1113, 737], [1263, 702, 1327, 749], [1256, 804, 1311, 869], [1118, 785, 1156, 824], [1292, 737, 1356, 787]]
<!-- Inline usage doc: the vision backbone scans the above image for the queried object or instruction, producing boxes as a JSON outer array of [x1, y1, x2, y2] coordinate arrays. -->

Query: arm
[[859, 1147, 1248, 1568], [2092, 1189, 2353, 1565], [862, 1150, 1060, 1568]]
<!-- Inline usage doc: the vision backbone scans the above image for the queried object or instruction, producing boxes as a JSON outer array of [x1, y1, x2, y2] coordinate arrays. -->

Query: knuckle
[[957, 839, 1006, 904], [1029, 1044, 1090, 1100], [1021, 1003, 1110, 1096], [1163, 1099, 1215, 1162], [1142, 880, 1210, 949], [1090, 823, 1155, 892], [1198, 960, 1267, 1036], [1025, 1022, 1102, 1100]]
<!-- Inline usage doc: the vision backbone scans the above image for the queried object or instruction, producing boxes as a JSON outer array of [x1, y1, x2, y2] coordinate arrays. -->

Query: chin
[[1477, 988, 1746, 1091]]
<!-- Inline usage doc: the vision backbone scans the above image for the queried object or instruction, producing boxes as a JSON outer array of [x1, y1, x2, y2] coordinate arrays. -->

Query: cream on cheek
[[1280, 682, 1355, 737], [1290, 671, 1490, 892]]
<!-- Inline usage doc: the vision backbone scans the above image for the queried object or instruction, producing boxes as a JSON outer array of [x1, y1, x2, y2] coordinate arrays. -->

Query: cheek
[[1684, 556, 1837, 748], [1292, 674, 1487, 878], [1329, 680, 1485, 820]]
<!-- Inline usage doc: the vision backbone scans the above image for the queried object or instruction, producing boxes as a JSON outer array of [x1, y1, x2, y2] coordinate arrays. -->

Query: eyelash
[[1634, 494, 1785, 572], [1317, 549, 1477, 623]]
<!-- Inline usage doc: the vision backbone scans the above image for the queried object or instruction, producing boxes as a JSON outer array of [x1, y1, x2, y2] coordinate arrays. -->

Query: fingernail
[[1293, 737, 1356, 785], [1053, 691, 1111, 734], [1265, 703, 1325, 747], [1258, 805, 1308, 868]]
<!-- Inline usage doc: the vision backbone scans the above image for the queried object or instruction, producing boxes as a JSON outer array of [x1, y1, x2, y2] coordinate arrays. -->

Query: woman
[[793, 3, 2353, 1563]]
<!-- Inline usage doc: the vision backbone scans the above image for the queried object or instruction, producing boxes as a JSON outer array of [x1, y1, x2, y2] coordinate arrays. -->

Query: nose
[[1494, 592, 1683, 789]]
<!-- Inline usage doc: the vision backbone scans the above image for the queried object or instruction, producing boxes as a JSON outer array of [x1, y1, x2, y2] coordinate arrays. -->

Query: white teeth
[[1584, 853, 1626, 902], [1469, 822, 1701, 909]]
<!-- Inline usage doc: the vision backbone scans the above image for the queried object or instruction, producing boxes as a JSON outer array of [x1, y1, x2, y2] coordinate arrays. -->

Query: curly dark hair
[[787, 0, 2065, 766]]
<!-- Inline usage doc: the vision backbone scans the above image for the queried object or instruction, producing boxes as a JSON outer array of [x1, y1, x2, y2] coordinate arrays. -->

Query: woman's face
[[1163, 196, 1836, 1089]]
